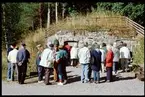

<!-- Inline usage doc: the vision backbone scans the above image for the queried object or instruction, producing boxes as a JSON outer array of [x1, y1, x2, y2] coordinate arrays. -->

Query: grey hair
[[106, 44, 112, 51]]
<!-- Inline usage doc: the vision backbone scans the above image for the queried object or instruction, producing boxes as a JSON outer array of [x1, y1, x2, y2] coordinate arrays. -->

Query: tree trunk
[[47, 3, 50, 29], [39, 3, 42, 29], [55, 2, 58, 24], [2, 4, 8, 50], [62, 3, 65, 19]]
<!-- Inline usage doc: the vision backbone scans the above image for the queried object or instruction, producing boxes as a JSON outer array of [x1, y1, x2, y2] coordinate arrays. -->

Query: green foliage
[[133, 38, 144, 65], [96, 2, 144, 26]]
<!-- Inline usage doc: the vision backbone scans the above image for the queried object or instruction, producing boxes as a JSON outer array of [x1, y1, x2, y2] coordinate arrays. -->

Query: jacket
[[8, 49, 18, 63], [90, 49, 101, 71], [39, 48, 54, 68], [105, 50, 114, 67], [78, 47, 90, 64], [70, 47, 79, 59], [112, 47, 120, 62]]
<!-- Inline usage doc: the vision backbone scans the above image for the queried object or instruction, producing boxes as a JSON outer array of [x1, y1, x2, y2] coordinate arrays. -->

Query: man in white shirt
[[120, 43, 131, 72], [78, 41, 91, 83], [8, 43, 18, 81]]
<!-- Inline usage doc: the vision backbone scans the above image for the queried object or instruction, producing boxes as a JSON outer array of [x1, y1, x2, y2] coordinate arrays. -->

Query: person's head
[[73, 43, 78, 48], [106, 44, 112, 51], [36, 44, 43, 51], [10, 44, 14, 49], [84, 42, 88, 47], [113, 42, 117, 48], [47, 42, 54, 50], [95, 43, 100, 49], [64, 41, 68, 46], [12, 43, 17, 49], [123, 43, 127, 47], [21, 42, 26, 49], [102, 43, 106, 47]]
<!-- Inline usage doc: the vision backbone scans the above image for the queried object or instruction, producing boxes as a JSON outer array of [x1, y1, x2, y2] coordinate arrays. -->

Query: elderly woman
[[105, 44, 114, 82], [70, 43, 79, 67], [90, 43, 101, 84], [112, 42, 120, 74], [36, 44, 44, 83]]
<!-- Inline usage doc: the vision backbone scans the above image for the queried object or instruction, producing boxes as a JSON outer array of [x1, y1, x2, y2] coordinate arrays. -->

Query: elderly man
[[17, 43, 30, 84], [78, 41, 91, 83], [39, 42, 54, 85], [120, 43, 131, 72], [7, 43, 18, 81]]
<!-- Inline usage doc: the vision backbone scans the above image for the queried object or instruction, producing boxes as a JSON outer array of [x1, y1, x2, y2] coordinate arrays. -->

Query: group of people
[[6, 38, 131, 85], [7, 42, 30, 84]]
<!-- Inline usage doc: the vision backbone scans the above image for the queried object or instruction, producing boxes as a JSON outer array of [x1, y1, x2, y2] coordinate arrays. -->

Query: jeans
[[81, 63, 89, 83], [7, 62, 11, 80], [11, 63, 18, 81], [37, 65, 44, 81], [58, 63, 63, 82], [113, 62, 118, 73], [93, 70, 100, 81]]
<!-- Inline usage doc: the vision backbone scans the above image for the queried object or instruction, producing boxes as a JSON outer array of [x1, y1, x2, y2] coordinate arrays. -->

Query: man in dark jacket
[[17, 43, 30, 84], [90, 43, 101, 84]]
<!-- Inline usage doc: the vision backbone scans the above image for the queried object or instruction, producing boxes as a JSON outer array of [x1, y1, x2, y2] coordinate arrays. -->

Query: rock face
[[135, 66, 144, 81], [47, 30, 137, 50]]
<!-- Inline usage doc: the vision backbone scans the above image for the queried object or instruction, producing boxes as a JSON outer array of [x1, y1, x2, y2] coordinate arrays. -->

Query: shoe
[[106, 80, 110, 83], [38, 81, 43, 83], [57, 82, 64, 85], [7, 79, 11, 81], [94, 81, 99, 84], [63, 80, 67, 84]]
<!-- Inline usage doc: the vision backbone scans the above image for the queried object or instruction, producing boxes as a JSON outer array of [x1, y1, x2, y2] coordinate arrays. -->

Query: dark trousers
[[17, 63, 27, 84], [71, 59, 78, 67], [62, 61, 67, 80], [37, 65, 44, 81], [44, 68, 52, 85], [106, 67, 112, 82], [88, 64, 92, 81]]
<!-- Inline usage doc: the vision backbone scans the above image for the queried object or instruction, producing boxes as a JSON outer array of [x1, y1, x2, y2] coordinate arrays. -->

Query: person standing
[[105, 44, 114, 82], [36, 44, 44, 83], [119, 43, 131, 72], [78, 42, 90, 83], [100, 44, 106, 73], [39, 42, 54, 85], [7, 43, 18, 81], [17, 43, 30, 84], [90, 43, 101, 84], [64, 41, 71, 66], [7, 44, 13, 81], [70, 43, 79, 67], [112, 42, 120, 74]]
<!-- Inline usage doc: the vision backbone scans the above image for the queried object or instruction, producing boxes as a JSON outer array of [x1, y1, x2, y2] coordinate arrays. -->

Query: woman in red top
[[105, 44, 114, 82]]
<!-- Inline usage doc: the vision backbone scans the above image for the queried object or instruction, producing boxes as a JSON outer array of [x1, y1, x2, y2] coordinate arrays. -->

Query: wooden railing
[[125, 16, 144, 36]]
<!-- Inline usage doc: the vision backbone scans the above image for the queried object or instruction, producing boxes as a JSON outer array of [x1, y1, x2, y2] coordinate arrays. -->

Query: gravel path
[[2, 66, 144, 95]]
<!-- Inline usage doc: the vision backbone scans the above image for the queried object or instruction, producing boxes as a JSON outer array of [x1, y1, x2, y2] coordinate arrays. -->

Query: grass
[[2, 10, 137, 80], [133, 37, 144, 67]]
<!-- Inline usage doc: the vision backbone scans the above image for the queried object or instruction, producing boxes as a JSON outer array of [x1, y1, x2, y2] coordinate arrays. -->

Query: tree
[[47, 3, 50, 29], [55, 2, 58, 24]]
